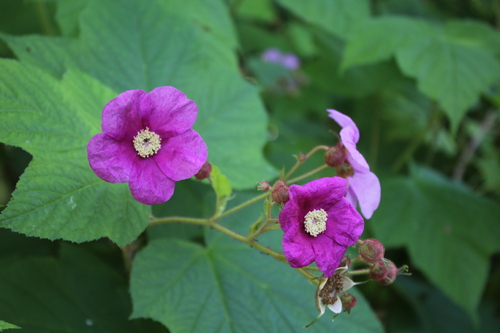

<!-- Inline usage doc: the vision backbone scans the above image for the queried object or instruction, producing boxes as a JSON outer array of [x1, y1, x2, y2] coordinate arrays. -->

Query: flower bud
[[378, 261, 398, 286], [324, 145, 347, 168], [358, 239, 385, 264], [369, 260, 389, 281], [271, 180, 289, 204], [336, 163, 354, 178], [194, 162, 212, 180], [257, 180, 271, 192], [340, 292, 357, 313]]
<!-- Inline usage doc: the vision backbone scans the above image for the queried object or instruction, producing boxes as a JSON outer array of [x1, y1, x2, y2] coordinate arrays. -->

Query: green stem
[[288, 164, 329, 184], [34, 1, 56, 36], [347, 268, 371, 276], [283, 145, 329, 181], [148, 216, 209, 228], [215, 192, 269, 220]]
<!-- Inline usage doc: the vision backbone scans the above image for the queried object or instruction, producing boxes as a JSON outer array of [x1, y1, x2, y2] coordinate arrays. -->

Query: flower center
[[304, 209, 327, 237], [133, 127, 161, 158], [319, 275, 343, 305]]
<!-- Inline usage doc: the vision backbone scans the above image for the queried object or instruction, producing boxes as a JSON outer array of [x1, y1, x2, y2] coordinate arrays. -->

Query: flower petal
[[87, 133, 138, 183], [340, 276, 357, 292], [128, 160, 176, 205], [324, 198, 364, 247], [311, 236, 347, 277], [302, 177, 348, 204], [327, 109, 359, 143], [327, 109, 369, 172], [328, 299, 343, 314], [348, 171, 381, 219], [282, 220, 316, 268], [154, 129, 208, 181], [140, 86, 198, 137], [101, 89, 145, 140]]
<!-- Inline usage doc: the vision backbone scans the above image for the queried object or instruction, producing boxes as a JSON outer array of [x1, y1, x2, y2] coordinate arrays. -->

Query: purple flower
[[87, 87, 208, 205], [327, 109, 381, 219], [261, 48, 300, 70], [278, 177, 364, 277]]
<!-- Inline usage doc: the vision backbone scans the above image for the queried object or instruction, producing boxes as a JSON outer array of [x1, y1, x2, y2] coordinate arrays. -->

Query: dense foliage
[[1, 0, 499, 332]]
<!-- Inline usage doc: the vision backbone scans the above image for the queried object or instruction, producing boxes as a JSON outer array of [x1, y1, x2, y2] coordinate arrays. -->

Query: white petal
[[341, 276, 356, 291], [328, 299, 342, 314]]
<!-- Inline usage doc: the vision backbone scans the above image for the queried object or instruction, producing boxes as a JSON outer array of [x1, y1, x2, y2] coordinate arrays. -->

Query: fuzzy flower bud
[[324, 145, 347, 168], [194, 162, 212, 180], [340, 292, 357, 313], [257, 180, 271, 192], [378, 260, 398, 286], [271, 180, 289, 205], [336, 163, 354, 178], [358, 239, 385, 264], [369, 260, 389, 281]]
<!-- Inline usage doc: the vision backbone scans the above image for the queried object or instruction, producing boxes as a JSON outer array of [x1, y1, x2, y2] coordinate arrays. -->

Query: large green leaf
[[131, 193, 383, 333], [370, 165, 500, 319], [0, 321, 19, 331], [341, 17, 500, 132], [1, 0, 275, 188], [0, 244, 165, 333], [276, 0, 371, 39], [0, 61, 149, 246]]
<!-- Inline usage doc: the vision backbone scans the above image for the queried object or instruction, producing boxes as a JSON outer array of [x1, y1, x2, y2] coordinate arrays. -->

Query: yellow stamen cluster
[[133, 127, 161, 158], [304, 209, 327, 237]]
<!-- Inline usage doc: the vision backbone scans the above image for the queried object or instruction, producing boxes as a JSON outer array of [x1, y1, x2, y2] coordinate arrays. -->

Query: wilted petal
[[348, 171, 381, 219], [154, 129, 208, 181], [87, 133, 138, 183], [140, 86, 198, 137]]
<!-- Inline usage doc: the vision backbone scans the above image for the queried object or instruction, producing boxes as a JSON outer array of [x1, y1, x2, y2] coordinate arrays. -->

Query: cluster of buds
[[305, 239, 409, 328], [324, 143, 354, 178], [357, 238, 409, 286], [257, 179, 290, 205]]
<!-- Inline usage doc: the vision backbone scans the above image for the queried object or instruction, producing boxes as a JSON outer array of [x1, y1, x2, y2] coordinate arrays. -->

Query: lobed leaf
[[371, 165, 500, 320]]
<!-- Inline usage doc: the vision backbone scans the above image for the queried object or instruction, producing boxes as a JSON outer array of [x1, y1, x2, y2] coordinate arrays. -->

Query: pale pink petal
[[327, 109, 359, 142], [101, 90, 145, 140], [128, 161, 176, 205], [140, 86, 198, 137], [348, 171, 381, 219], [154, 129, 208, 181], [87, 133, 138, 183]]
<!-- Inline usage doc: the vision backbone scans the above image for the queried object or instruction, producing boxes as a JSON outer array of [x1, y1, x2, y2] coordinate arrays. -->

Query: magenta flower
[[261, 48, 300, 70], [327, 109, 381, 219], [87, 87, 208, 205], [278, 177, 364, 277]]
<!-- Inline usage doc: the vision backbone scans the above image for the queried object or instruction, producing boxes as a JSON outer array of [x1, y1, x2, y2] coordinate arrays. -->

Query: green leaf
[[0, 61, 149, 246], [340, 17, 435, 70], [397, 278, 475, 332], [131, 192, 383, 333], [396, 38, 500, 132], [0, 243, 166, 333], [341, 17, 500, 132], [234, 0, 276, 22], [1, 0, 275, 189], [276, 0, 371, 39], [209, 164, 232, 216], [371, 165, 500, 320], [0, 321, 20, 331]]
